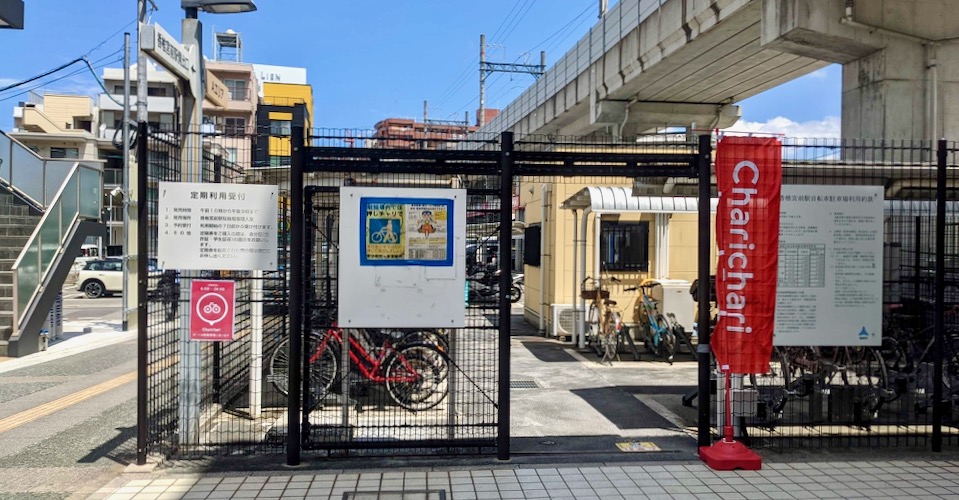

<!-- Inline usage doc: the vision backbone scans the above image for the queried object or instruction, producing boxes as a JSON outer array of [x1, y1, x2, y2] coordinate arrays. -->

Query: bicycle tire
[[385, 343, 450, 411], [843, 346, 889, 415], [371, 231, 384, 243], [749, 346, 791, 419], [662, 327, 676, 364], [268, 334, 339, 411], [602, 313, 620, 364], [586, 304, 599, 343], [783, 346, 820, 398]]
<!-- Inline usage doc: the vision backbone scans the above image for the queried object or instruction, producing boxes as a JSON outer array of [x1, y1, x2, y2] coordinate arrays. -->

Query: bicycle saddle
[[606, 300, 617, 306]]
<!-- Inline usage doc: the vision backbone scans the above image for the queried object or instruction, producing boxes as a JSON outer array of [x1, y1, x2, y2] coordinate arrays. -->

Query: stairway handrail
[[0, 130, 98, 211], [10, 160, 103, 328]]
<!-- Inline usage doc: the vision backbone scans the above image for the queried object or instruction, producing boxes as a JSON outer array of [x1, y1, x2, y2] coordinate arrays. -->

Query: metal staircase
[[0, 131, 104, 357]]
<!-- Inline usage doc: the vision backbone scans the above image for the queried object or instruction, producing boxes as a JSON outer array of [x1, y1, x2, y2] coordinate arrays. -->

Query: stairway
[[0, 192, 41, 357]]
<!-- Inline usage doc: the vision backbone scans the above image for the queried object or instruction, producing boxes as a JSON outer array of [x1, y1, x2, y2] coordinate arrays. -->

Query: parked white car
[[76, 259, 159, 298]]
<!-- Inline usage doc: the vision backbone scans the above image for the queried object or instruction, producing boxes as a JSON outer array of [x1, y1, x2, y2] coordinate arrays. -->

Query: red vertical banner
[[713, 136, 782, 374]]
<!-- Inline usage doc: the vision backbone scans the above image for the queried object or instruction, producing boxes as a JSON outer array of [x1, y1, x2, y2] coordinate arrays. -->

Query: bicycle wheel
[[749, 347, 791, 419], [587, 305, 601, 354], [602, 313, 621, 364], [662, 325, 677, 364], [843, 346, 889, 415], [371, 231, 384, 243], [268, 334, 339, 411], [879, 337, 911, 402], [385, 344, 450, 411], [783, 346, 820, 397]]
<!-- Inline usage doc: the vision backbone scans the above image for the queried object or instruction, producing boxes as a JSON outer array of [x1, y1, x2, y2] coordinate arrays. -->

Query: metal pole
[[696, 133, 713, 448], [479, 34, 486, 128], [135, 120, 149, 466], [915, 216, 922, 308], [497, 131, 513, 460], [287, 125, 305, 466], [122, 32, 131, 330], [933, 139, 947, 452]]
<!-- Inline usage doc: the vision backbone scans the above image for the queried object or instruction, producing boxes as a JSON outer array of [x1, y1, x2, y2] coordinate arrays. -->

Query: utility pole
[[479, 34, 486, 127], [478, 33, 546, 128], [121, 32, 131, 331], [599, 0, 608, 18]]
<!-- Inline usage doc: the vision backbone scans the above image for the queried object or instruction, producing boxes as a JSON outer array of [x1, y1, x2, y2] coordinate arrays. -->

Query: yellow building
[[255, 82, 313, 168]]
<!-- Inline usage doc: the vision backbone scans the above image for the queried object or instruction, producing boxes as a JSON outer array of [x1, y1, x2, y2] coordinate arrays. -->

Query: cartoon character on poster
[[418, 210, 436, 237]]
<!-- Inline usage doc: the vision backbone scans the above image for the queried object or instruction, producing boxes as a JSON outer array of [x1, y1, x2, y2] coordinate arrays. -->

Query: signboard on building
[[252, 64, 307, 85], [189, 280, 235, 341], [205, 69, 228, 108], [339, 187, 466, 328], [774, 185, 884, 346], [157, 182, 278, 271], [140, 22, 196, 82]]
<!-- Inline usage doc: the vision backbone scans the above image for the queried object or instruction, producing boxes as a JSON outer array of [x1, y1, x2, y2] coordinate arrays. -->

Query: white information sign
[[774, 185, 884, 346], [140, 22, 197, 82], [157, 182, 278, 271], [338, 187, 467, 328]]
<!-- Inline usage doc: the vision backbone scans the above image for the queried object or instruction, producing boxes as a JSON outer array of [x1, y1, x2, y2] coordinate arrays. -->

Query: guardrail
[[0, 131, 89, 209]]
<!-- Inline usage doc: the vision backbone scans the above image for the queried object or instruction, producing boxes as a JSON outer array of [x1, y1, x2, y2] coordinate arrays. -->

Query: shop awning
[[560, 186, 718, 213]]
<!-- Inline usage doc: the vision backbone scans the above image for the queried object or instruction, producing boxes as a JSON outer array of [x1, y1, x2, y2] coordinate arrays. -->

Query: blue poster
[[359, 197, 454, 266]]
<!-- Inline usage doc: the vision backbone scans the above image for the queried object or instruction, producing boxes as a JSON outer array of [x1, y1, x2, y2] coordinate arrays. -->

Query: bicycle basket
[[580, 282, 610, 300]]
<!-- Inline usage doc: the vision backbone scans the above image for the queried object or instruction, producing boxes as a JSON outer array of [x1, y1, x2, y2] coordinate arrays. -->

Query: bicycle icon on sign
[[369, 219, 399, 244], [196, 292, 229, 326]]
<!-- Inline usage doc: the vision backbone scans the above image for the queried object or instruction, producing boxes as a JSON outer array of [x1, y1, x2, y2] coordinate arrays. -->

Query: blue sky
[[0, 0, 841, 135]]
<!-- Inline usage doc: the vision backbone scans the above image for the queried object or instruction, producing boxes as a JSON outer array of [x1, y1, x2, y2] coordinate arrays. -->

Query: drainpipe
[[572, 209, 579, 342], [539, 184, 549, 334], [929, 45, 939, 143], [579, 208, 591, 348], [593, 212, 602, 294]]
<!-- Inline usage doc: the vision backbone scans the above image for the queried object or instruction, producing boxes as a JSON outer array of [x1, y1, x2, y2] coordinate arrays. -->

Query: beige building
[[520, 176, 718, 341], [11, 93, 99, 159], [203, 60, 258, 170]]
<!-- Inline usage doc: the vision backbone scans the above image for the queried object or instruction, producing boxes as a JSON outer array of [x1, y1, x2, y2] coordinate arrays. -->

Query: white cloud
[[724, 116, 841, 138], [806, 68, 830, 79], [0, 77, 20, 88]]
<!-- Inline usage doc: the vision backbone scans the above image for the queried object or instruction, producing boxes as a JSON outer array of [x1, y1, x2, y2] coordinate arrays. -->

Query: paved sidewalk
[[88, 460, 959, 499]]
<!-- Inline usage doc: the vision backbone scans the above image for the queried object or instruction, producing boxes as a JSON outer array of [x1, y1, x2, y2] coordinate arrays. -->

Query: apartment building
[[11, 93, 99, 159], [204, 60, 258, 170]]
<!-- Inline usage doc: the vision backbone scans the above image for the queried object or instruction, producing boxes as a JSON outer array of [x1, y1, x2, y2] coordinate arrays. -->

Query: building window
[[270, 120, 291, 136], [600, 221, 649, 271], [269, 155, 291, 167], [147, 86, 167, 97], [523, 225, 541, 267], [224, 79, 248, 101], [50, 147, 79, 159], [224, 117, 246, 136]]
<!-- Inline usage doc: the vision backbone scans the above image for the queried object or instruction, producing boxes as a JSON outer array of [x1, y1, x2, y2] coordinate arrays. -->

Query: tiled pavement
[[88, 460, 959, 499]]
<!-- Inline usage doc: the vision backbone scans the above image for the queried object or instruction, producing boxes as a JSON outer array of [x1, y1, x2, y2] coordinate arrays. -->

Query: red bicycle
[[268, 322, 450, 412]]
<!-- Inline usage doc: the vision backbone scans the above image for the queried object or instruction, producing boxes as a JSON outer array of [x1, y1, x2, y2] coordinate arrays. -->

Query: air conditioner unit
[[550, 304, 583, 339]]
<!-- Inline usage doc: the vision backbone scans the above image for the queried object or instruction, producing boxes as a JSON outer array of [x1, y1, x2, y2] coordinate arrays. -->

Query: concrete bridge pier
[[762, 0, 959, 143]]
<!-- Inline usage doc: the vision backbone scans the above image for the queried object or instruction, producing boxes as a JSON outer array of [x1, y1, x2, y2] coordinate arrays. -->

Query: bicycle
[[268, 321, 450, 412], [582, 276, 622, 364], [627, 279, 677, 364]]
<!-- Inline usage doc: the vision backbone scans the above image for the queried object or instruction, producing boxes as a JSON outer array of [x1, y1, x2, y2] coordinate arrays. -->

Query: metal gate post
[[287, 126, 305, 465], [497, 131, 514, 460], [696, 134, 713, 448], [933, 138, 947, 452], [136, 120, 149, 466]]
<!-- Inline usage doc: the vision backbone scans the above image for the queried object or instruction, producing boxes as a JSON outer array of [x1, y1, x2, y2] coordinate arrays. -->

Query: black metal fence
[[734, 138, 959, 452], [135, 122, 959, 463]]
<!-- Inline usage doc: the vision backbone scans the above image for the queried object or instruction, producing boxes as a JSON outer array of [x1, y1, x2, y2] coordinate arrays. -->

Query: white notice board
[[157, 182, 278, 271], [338, 187, 466, 328], [773, 185, 883, 346]]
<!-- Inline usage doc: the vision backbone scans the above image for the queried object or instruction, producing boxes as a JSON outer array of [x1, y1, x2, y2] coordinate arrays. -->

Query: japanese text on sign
[[158, 182, 278, 271]]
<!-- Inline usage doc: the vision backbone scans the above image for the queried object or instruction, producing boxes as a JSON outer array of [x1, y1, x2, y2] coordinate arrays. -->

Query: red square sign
[[189, 280, 236, 341]]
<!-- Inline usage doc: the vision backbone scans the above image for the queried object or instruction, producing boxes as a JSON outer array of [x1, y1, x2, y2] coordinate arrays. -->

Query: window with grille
[[600, 221, 649, 271], [224, 117, 246, 136], [224, 79, 248, 101]]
